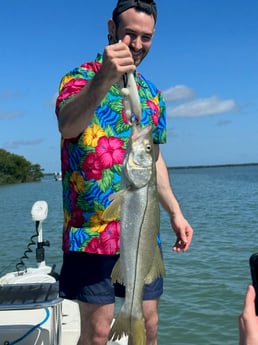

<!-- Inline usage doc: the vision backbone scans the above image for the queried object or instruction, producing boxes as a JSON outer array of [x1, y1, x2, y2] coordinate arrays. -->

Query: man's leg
[[60, 253, 120, 345], [143, 299, 159, 345], [78, 301, 115, 345]]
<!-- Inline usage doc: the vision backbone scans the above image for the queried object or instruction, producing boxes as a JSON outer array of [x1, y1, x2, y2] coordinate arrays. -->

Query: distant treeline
[[0, 148, 44, 185]]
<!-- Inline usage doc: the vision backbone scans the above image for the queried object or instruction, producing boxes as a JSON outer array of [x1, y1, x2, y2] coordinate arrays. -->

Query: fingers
[[172, 226, 194, 253], [243, 285, 256, 316], [239, 285, 258, 344], [182, 240, 191, 252], [172, 238, 188, 252], [122, 34, 131, 47], [102, 41, 135, 83], [104, 40, 134, 68]]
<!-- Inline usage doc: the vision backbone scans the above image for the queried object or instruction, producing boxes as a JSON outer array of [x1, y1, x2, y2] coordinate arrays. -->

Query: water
[[0, 165, 258, 345]]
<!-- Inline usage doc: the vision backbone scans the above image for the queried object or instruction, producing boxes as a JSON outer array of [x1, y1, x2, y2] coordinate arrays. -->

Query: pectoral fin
[[101, 197, 121, 221], [101, 189, 128, 221]]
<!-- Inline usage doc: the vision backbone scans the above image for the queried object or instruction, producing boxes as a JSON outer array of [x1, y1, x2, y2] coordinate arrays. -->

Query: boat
[[0, 200, 128, 345], [54, 172, 62, 181]]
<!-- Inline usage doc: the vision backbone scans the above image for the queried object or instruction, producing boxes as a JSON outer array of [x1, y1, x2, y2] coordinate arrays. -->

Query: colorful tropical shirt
[[55, 53, 166, 255]]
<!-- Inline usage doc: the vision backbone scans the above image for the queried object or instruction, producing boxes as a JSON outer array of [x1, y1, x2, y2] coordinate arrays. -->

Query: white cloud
[[167, 96, 238, 118], [163, 85, 195, 102]]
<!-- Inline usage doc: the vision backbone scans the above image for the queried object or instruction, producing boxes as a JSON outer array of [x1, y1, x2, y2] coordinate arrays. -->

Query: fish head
[[124, 125, 155, 188]]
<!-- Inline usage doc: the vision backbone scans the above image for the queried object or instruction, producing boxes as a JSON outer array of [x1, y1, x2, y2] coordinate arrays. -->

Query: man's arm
[[58, 37, 135, 139], [155, 144, 194, 252]]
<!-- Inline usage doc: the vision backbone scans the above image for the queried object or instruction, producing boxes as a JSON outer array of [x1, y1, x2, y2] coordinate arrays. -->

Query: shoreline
[[168, 162, 258, 170], [43, 162, 258, 176]]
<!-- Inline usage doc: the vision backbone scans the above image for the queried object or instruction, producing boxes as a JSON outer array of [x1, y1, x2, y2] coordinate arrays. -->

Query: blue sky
[[1, 0, 258, 172]]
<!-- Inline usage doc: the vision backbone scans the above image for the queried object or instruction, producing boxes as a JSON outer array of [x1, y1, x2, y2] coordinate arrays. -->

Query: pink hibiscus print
[[85, 237, 101, 254], [96, 137, 125, 169], [147, 99, 159, 126], [100, 221, 120, 254], [82, 152, 103, 180], [85, 221, 120, 254], [81, 61, 101, 73]]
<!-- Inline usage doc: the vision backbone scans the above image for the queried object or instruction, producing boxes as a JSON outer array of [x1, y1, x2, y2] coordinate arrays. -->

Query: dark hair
[[112, 0, 157, 26]]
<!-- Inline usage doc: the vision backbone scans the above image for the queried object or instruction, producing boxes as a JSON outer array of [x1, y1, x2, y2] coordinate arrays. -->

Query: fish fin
[[101, 198, 121, 221], [102, 188, 130, 221], [111, 258, 124, 285], [130, 318, 146, 345], [108, 188, 127, 201], [101, 190, 125, 220], [109, 312, 146, 345], [144, 245, 166, 284]]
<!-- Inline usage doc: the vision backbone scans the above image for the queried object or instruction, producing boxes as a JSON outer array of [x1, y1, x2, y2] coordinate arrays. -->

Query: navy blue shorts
[[59, 252, 163, 304]]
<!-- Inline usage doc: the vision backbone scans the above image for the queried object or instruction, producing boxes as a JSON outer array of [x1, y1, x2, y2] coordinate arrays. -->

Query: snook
[[104, 124, 166, 345]]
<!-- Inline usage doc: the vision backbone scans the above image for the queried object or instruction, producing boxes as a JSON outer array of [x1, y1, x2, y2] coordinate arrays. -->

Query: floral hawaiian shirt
[[56, 53, 166, 255]]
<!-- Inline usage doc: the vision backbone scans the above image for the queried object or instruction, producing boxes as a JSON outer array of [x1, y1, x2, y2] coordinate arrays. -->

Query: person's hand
[[101, 35, 135, 85], [170, 214, 193, 252], [239, 285, 258, 345]]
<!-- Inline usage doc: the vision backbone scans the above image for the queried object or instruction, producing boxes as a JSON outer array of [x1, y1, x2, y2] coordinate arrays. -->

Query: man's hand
[[101, 36, 135, 85], [239, 285, 258, 345], [171, 214, 193, 252]]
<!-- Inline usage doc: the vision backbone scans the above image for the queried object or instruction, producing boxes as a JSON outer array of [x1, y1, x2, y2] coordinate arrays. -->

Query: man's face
[[115, 8, 155, 66]]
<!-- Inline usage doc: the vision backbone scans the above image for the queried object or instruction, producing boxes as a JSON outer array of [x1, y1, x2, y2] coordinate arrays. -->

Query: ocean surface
[[0, 165, 258, 345]]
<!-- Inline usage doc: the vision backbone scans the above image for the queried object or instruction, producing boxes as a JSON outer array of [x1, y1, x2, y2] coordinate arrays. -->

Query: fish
[[103, 124, 166, 345]]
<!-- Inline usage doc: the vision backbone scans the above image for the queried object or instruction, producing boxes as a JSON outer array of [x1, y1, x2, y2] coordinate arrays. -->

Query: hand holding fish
[[101, 35, 135, 86], [170, 214, 193, 252]]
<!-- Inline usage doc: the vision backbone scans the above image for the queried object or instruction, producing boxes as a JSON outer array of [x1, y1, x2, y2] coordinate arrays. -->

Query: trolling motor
[[31, 200, 50, 267], [0, 200, 58, 283]]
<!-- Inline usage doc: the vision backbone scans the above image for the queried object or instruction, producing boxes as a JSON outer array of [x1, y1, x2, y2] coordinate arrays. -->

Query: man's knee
[[145, 312, 159, 339], [79, 320, 110, 345], [78, 302, 114, 345], [92, 323, 111, 344], [143, 300, 159, 341]]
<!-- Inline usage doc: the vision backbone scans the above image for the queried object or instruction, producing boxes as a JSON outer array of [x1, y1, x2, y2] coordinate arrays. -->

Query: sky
[[1, 0, 258, 172]]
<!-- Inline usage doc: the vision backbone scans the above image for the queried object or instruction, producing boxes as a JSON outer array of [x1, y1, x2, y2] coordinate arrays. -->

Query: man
[[55, 1, 194, 344]]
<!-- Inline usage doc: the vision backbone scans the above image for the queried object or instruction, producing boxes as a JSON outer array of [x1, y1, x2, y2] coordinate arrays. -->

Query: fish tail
[[131, 318, 146, 345], [109, 312, 146, 345]]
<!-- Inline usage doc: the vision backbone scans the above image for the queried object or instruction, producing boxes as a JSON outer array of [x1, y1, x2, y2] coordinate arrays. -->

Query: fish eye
[[146, 144, 152, 152]]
